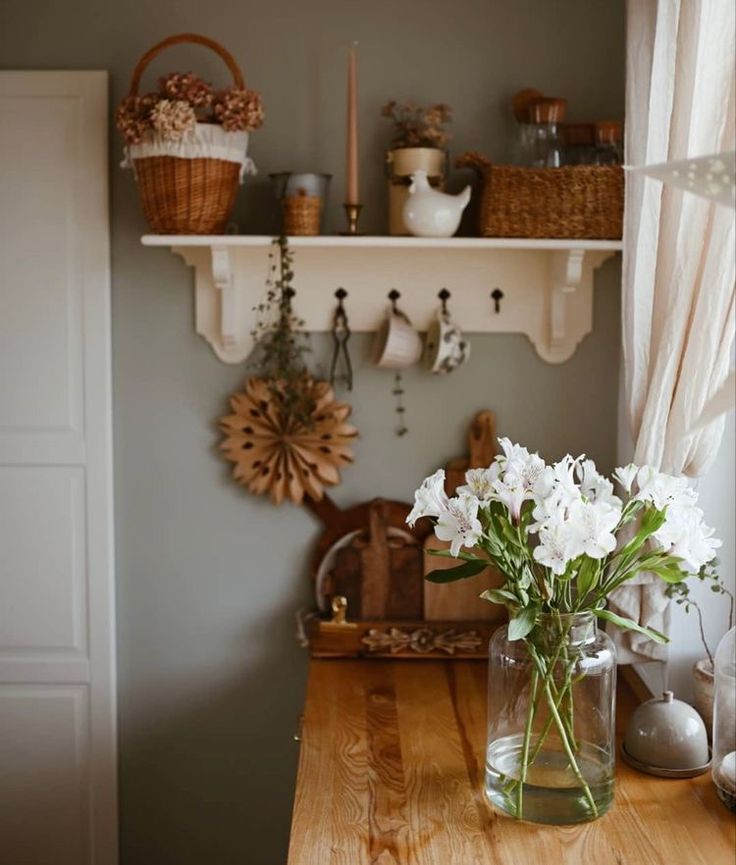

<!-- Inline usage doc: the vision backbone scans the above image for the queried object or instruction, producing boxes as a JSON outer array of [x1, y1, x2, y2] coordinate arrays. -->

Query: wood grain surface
[[287, 660, 736, 865]]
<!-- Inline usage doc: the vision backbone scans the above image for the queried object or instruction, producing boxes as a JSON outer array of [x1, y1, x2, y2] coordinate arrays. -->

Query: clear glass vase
[[713, 627, 736, 811], [485, 611, 617, 824]]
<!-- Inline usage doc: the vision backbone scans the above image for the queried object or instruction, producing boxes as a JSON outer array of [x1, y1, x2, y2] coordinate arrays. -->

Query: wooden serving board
[[423, 535, 504, 622], [424, 409, 505, 622]]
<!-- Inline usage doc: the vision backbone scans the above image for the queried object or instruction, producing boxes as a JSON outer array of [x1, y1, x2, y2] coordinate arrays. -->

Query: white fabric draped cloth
[[611, 0, 736, 663]]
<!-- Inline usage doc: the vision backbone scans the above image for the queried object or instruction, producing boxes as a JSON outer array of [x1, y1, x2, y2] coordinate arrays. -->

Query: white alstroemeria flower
[[653, 503, 721, 572], [613, 463, 638, 494], [565, 499, 621, 560], [533, 518, 575, 575], [544, 455, 583, 512], [577, 459, 622, 508], [457, 466, 499, 502], [490, 438, 551, 521], [497, 436, 534, 468], [490, 478, 527, 523], [434, 493, 483, 557], [407, 468, 448, 527], [634, 466, 697, 511]]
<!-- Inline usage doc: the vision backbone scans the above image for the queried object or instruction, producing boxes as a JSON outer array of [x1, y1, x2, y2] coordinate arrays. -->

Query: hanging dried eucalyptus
[[250, 236, 316, 428]]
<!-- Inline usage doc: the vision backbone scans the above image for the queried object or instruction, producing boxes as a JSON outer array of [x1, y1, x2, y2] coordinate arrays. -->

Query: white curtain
[[611, 0, 736, 663]]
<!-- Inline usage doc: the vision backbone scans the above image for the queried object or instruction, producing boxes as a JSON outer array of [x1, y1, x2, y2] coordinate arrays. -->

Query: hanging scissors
[[329, 288, 353, 391]]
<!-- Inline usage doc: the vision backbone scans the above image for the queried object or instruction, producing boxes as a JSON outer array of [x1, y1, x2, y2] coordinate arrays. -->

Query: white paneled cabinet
[[0, 71, 116, 864]]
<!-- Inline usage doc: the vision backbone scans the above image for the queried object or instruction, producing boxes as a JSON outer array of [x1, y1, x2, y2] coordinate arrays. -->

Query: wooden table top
[[287, 659, 735, 865]]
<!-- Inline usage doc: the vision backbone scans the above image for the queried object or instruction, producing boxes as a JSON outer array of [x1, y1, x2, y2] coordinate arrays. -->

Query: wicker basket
[[125, 34, 248, 235], [282, 192, 322, 236], [456, 152, 624, 240]]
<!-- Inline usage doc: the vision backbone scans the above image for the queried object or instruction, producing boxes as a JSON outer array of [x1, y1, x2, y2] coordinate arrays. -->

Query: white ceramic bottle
[[402, 170, 470, 237]]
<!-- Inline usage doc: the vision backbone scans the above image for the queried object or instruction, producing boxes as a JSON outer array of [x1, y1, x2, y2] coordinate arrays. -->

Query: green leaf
[[621, 506, 668, 557], [576, 557, 600, 599], [594, 608, 669, 644], [649, 563, 688, 584], [480, 588, 518, 606], [500, 520, 524, 549], [508, 605, 539, 641], [428, 548, 486, 563], [425, 559, 488, 584]]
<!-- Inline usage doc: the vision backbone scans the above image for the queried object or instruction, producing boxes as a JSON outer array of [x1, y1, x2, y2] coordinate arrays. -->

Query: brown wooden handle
[[455, 151, 493, 175], [467, 410, 496, 468], [128, 32, 245, 97]]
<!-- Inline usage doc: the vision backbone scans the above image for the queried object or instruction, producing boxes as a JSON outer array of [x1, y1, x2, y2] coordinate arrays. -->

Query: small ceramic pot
[[693, 658, 715, 735], [423, 309, 470, 374], [372, 307, 422, 369]]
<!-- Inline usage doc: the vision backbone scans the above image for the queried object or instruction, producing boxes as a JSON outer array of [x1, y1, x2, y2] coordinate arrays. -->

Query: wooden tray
[[305, 616, 497, 660]]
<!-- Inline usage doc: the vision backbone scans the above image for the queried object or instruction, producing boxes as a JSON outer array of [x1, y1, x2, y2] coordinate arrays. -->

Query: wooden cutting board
[[424, 410, 505, 622], [331, 499, 423, 620]]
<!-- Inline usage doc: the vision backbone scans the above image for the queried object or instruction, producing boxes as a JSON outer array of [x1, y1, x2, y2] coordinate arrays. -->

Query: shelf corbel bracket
[[211, 245, 237, 351]]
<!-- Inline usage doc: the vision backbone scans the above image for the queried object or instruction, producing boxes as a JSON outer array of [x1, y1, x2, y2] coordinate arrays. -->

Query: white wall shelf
[[142, 235, 622, 364]]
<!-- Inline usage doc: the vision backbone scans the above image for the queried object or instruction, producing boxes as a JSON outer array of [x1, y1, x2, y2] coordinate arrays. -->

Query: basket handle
[[128, 33, 245, 97], [455, 151, 493, 175]]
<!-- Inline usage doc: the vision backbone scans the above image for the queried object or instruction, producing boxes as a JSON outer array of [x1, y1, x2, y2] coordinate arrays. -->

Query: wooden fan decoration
[[219, 377, 357, 505]]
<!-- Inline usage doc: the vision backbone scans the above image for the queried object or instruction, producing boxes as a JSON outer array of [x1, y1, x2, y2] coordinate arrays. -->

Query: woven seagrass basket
[[282, 192, 322, 236], [126, 34, 247, 234], [457, 152, 624, 240]]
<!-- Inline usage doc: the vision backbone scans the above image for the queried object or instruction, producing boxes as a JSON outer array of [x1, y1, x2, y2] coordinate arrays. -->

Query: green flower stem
[[503, 648, 580, 806], [517, 668, 539, 819], [542, 677, 598, 818]]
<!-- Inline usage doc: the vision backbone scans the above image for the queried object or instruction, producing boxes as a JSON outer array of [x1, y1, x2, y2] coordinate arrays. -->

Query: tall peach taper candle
[[346, 42, 359, 205]]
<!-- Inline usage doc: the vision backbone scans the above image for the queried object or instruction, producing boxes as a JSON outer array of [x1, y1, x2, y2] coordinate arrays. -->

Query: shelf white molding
[[142, 235, 622, 364]]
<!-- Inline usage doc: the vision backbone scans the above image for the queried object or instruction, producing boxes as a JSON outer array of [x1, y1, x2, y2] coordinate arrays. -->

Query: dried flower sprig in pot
[[381, 100, 453, 149], [381, 100, 453, 235]]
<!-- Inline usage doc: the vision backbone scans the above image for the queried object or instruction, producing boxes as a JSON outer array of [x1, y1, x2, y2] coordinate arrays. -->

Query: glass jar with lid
[[593, 121, 623, 165], [527, 98, 567, 168], [713, 627, 736, 811], [563, 123, 596, 165]]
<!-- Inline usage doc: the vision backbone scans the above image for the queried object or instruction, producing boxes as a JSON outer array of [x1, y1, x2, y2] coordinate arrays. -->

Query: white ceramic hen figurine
[[402, 169, 471, 237]]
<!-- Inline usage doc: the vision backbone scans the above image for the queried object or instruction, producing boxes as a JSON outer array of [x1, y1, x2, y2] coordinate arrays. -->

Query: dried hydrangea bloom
[[213, 87, 265, 132], [115, 93, 160, 144], [158, 72, 202, 101], [150, 99, 197, 141]]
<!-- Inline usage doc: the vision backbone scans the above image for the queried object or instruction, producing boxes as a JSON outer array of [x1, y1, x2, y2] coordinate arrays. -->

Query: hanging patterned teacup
[[423, 288, 470, 374]]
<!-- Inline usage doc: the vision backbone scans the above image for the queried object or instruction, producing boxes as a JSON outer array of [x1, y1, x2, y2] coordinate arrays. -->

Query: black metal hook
[[491, 287, 504, 314], [438, 288, 451, 315], [388, 288, 401, 312]]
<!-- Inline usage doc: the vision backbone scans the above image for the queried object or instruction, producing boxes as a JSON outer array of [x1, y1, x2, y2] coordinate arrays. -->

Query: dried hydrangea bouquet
[[408, 439, 720, 824]]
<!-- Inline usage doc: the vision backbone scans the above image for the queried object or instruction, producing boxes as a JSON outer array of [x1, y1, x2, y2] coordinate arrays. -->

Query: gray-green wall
[[1, 1, 624, 862]]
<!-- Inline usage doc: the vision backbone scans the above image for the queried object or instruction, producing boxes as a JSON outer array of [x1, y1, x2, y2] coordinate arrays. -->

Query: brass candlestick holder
[[341, 202, 363, 235]]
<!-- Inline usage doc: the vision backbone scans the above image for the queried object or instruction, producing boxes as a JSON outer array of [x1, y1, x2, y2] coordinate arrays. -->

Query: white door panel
[[0, 685, 89, 865], [0, 71, 116, 864], [0, 466, 86, 655]]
